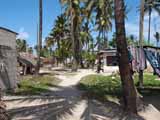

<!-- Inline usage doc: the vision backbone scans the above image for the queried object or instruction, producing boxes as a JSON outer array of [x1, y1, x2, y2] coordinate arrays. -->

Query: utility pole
[[139, 0, 145, 87], [36, 0, 43, 75]]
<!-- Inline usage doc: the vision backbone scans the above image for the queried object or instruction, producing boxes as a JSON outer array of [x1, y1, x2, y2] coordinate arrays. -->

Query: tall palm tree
[[46, 14, 71, 66], [84, 0, 113, 50], [51, 15, 69, 50], [114, 0, 137, 113], [59, 0, 82, 71], [144, 0, 160, 44], [36, 0, 43, 75]]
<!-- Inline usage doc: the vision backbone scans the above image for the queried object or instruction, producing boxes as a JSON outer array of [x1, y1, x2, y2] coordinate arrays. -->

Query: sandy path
[[3, 69, 160, 120], [3, 69, 97, 120]]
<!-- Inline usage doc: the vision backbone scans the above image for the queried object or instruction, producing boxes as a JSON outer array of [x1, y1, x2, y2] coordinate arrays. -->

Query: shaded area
[[79, 74, 160, 119], [79, 74, 160, 100], [5, 85, 84, 120], [138, 88, 160, 111], [5, 84, 145, 120]]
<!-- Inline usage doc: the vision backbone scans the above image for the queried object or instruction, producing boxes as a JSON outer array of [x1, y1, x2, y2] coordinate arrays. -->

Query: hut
[[17, 52, 37, 75], [0, 27, 18, 90]]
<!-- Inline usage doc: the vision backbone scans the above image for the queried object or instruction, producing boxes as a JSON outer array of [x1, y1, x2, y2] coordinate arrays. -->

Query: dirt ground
[[3, 68, 160, 120]]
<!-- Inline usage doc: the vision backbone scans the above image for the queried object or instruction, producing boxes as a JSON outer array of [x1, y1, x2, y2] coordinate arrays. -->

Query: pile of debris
[[0, 89, 9, 120]]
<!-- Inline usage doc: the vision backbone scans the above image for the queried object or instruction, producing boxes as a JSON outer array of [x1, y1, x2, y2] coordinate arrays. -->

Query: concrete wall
[[0, 28, 17, 90], [0, 29, 16, 49]]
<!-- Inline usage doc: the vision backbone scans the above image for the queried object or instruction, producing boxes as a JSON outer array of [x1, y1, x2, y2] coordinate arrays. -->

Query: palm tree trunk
[[148, 9, 151, 45], [97, 31, 101, 51], [71, 18, 78, 71], [36, 0, 42, 75], [114, 0, 137, 113]]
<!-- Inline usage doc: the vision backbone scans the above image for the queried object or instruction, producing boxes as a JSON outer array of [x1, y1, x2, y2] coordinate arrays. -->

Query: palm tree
[[84, 0, 113, 51], [46, 14, 70, 65], [36, 0, 43, 75], [28, 47, 33, 54], [16, 39, 27, 52], [144, 0, 160, 44], [114, 0, 137, 113], [59, 0, 82, 71], [51, 15, 68, 50]]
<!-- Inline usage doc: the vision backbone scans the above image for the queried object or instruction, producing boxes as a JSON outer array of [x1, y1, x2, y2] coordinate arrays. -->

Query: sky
[[0, 0, 159, 47]]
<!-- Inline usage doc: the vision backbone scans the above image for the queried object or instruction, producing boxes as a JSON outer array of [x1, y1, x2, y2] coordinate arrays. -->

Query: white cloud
[[17, 27, 30, 40], [42, 38, 45, 45], [125, 11, 160, 45]]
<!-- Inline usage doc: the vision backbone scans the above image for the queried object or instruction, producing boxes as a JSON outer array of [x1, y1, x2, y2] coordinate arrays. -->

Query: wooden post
[[36, 0, 43, 75], [139, 0, 145, 88]]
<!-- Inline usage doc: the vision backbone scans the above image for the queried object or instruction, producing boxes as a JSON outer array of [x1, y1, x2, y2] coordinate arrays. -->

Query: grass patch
[[79, 74, 122, 100], [134, 73, 160, 87], [13, 75, 60, 95], [79, 73, 160, 100]]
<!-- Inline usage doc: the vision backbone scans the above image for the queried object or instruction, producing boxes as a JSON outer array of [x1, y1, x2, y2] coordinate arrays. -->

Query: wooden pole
[[36, 0, 43, 74], [139, 0, 145, 87]]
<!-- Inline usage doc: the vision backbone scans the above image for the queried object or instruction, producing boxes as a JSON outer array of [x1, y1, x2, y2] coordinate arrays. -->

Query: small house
[[99, 49, 118, 66], [98, 49, 119, 73]]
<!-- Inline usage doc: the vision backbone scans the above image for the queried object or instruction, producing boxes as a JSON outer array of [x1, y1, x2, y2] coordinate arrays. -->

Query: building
[[99, 46, 156, 73], [98, 49, 119, 73], [99, 49, 118, 66], [0, 27, 18, 90]]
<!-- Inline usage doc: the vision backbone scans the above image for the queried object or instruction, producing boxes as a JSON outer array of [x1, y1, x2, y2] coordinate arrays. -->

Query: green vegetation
[[79, 73, 160, 100], [14, 75, 60, 95], [134, 73, 160, 88], [79, 74, 122, 100]]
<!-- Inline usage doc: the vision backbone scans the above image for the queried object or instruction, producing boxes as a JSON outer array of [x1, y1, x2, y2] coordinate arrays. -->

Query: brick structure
[[0, 27, 17, 90]]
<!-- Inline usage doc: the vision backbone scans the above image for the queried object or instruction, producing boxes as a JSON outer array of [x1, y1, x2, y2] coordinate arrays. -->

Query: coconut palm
[[59, 0, 83, 71], [46, 14, 71, 65], [114, 0, 137, 113], [144, 0, 160, 44], [84, 0, 113, 50], [36, 0, 43, 75], [51, 15, 69, 50], [16, 39, 27, 52]]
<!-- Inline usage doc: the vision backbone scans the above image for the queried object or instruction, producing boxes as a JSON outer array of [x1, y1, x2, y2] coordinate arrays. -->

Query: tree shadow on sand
[[138, 87, 160, 111], [5, 85, 145, 120]]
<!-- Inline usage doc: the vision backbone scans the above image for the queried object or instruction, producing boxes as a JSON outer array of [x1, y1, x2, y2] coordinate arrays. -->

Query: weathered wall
[[0, 28, 17, 90], [0, 29, 16, 49]]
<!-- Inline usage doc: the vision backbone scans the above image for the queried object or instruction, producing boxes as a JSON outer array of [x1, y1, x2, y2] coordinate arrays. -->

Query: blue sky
[[0, 0, 159, 47]]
